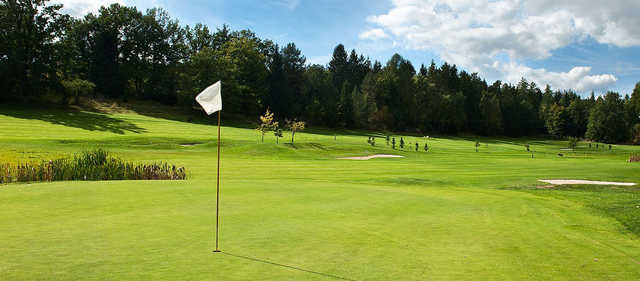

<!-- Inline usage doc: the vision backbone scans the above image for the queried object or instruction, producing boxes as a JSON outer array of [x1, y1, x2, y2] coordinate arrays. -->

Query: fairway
[[1, 106, 640, 280]]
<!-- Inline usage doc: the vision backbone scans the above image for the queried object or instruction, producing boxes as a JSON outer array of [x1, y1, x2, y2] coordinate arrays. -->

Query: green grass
[[1, 104, 639, 280]]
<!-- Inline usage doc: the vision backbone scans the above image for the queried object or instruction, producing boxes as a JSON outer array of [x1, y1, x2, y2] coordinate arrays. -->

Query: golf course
[[1, 103, 639, 280]]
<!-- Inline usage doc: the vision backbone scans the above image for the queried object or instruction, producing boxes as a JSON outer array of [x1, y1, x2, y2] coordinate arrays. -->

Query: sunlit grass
[[0, 104, 639, 280]]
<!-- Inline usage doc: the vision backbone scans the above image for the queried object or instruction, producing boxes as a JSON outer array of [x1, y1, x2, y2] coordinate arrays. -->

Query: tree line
[[1, 1, 639, 144]]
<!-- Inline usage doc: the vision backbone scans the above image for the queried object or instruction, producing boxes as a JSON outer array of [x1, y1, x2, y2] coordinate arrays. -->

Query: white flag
[[195, 81, 222, 115]]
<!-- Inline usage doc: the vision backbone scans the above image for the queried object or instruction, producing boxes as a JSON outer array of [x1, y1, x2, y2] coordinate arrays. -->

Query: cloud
[[307, 55, 331, 66], [361, 0, 637, 92], [500, 64, 617, 92], [52, 0, 164, 17], [359, 28, 389, 40], [52, 0, 124, 17], [273, 0, 301, 11]]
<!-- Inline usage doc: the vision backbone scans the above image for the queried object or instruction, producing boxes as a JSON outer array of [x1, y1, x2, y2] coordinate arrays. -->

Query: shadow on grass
[[1, 106, 146, 135], [80, 98, 258, 130], [221, 251, 355, 281]]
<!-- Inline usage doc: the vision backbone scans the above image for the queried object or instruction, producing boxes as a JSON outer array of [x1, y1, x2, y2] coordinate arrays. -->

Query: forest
[[2, 0, 639, 143]]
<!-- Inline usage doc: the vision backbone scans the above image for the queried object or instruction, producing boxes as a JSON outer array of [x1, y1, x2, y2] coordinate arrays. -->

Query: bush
[[0, 149, 186, 184]]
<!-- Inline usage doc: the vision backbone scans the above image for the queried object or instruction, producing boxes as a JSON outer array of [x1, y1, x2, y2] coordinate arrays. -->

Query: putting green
[[0, 105, 639, 280]]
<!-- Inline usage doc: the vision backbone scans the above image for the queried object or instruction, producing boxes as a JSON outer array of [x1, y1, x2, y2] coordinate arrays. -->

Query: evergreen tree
[[586, 93, 629, 143]]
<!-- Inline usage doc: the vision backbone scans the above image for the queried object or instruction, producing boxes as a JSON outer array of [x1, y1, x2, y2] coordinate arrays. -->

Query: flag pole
[[214, 110, 221, 252]]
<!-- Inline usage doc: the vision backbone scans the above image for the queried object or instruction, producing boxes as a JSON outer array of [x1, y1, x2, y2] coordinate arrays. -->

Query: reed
[[0, 149, 186, 184]]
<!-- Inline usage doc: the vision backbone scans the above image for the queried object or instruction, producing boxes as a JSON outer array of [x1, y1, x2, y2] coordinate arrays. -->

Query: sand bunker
[[180, 143, 202, 147], [539, 180, 637, 186], [338, 154, 405, 160]]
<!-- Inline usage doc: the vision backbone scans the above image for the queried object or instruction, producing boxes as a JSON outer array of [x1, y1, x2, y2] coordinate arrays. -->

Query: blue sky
[[58, 0, 640, 96]]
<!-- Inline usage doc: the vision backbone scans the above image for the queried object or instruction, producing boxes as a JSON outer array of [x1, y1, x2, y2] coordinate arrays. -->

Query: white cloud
[[307, 55, 331, 66], [361, 0, 638, 92], [52, 0, 164, 17], [500, 63, 617, 92], [359, 28, 389, 40], [273, 0, 301, 11], [52, 0, 124, 17]]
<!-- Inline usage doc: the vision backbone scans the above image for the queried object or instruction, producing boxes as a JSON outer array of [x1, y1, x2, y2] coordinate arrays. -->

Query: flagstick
[[214, 110, 221, 253]]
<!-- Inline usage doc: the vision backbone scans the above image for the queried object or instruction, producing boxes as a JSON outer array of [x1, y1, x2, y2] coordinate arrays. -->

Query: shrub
[[0, 149, 186, 184]]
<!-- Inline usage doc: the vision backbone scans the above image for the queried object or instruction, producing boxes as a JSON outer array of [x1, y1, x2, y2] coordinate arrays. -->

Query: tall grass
[[0, 149, 186, 184]]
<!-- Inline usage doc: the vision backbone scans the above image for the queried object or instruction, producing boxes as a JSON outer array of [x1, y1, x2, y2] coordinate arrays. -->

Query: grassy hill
[[0, 103, 639, 280]]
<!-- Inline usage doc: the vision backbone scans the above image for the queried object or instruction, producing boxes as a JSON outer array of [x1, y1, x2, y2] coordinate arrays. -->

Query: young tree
[[257, 109, 277, 143], [415, 142, 419, 152], [386, 135, 390, 145], [371, 137, 375, 147], [525, 144, 530, 152], [400, 137, 405, 149], [475, 141, 480, 152], [274, 126, 283, 144], [424, 143, 429, 152], [392, 137, 396, 149], [286, 119, 305, 144], [567, 137, 578, 149]]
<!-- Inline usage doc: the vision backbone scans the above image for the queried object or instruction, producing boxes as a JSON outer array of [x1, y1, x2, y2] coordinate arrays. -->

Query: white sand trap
[[180, 143, 202, 147], [338, 154, 405, 160], [539, 179, 636, 186]]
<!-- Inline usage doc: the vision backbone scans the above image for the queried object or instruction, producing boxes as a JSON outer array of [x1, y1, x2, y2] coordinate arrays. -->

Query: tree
[[545, 104, 569, 138], [586, 93, 628, 143], [475, 141, 480, 152], [257, 109, 277, 143], [400, 137, 405, 149], [567, 137, 578, 149], [479, 91, 503, 135], [286, 119, 305, 144], [0, 0, 70, 101], [632, 124, 640, 144], [281, 42, 306, 117], [274, 127, 283, 144], [60, 78, 95, 104], [392, 137, 396, 149], [86, 4, 138, 100], [424, 143, 429, 152], [329, 44, 348, 91]]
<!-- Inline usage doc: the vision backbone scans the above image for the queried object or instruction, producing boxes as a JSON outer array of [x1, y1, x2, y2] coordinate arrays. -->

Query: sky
[[54, 0, 640, 96]]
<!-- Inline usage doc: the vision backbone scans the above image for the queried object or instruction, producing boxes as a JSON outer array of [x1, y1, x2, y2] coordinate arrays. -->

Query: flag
[[195, 81, 222, 115]]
